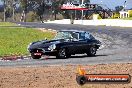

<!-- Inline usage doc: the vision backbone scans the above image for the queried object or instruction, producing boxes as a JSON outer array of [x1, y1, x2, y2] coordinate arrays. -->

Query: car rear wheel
[[87, 46, 97, 57], [31, 53, 42, 59], [56, 48, 69, 59]]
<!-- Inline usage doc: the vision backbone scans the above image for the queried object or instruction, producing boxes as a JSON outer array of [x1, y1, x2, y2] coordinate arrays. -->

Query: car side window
[[71, 33, 79, 39], [79, 33, 85, 40], [85, 32, 95, 40], [85, 33, 90, 39]]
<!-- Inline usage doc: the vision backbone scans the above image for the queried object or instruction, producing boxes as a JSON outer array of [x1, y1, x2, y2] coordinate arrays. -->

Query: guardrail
[[45, 19, 132, 27]]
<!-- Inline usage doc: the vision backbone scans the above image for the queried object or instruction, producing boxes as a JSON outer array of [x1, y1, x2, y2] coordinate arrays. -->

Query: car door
[[70, 32, 87, 54], [64, 32, 83, 54], [84, 32, 95, 50], [71, 39, 84, 54], [68, 32, 81, 54], [78, 32, 89, 53]]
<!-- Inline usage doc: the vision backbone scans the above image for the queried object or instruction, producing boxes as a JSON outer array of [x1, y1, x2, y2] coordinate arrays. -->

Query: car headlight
[[48, 44, 56, 51]]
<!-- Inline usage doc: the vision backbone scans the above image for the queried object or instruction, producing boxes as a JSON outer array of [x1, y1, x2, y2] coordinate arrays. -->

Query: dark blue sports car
[[27, 30, 101, 59]]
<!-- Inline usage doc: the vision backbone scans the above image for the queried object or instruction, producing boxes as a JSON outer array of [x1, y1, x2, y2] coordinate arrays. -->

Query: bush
[[26, 11, 37, 22], [14, 13, 21, 22], [128, 10, 132, 17], [112, 13, 120, 19], [56, 13, 64, 20], [98, 14, 102, 19], [93, 14, 102, 20]]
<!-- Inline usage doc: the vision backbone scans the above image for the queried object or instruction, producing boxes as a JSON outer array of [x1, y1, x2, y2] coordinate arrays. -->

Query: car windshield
[[53, 31, 79, 40]]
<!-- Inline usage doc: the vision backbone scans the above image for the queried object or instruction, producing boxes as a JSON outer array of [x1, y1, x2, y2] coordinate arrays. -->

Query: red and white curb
[[0, 55, 50, 61]]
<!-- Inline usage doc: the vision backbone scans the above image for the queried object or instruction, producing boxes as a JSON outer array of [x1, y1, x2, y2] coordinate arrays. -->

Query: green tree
[[20, 0, 28, 22], [83, 0, 90, 3], [115, 6, 123, 12], [20, 0, 45, 22], [36, 1, 45, 22], [1, 0, 18, 21], [52, 0, 61, 20]]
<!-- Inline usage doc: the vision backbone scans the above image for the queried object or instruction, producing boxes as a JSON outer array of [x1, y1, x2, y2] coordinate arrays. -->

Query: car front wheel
[[87, 46, 97, 57], [56, 48, 69, 59], [31, 53, 42, 59]]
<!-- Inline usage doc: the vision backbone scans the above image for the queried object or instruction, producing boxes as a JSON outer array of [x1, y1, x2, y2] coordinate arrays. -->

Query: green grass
[[109, 17, 132, 20], [0, 27, 54, 56], [122, 17, 132, 20], [0, 22, 18, 26]]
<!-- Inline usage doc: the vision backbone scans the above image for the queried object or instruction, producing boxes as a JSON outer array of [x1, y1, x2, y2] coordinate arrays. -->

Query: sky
[[0, 0, 131, 9], [90, 0, 132, 9]]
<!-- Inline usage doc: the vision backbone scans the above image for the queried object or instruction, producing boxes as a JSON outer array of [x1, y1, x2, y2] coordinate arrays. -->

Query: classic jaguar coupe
[[27, 30, 101, 59]]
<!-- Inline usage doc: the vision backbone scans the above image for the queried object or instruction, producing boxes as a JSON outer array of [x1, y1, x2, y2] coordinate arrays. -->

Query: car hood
[[28, 39, 65, 49]]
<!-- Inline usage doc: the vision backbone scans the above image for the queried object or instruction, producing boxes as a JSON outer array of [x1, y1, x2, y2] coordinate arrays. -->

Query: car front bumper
[[29, 48, 58, 56]]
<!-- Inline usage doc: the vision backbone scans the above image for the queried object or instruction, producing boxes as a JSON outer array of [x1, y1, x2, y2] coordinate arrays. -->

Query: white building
[[119, 10, 129, 18]]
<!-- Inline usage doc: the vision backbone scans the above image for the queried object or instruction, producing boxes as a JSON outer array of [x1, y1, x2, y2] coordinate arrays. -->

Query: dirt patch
[[37, 28, 57, 34], [0, 63, 132, 88]]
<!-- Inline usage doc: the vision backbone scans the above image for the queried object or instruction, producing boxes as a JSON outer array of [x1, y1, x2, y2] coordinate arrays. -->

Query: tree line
[[0, 0, 91, 22], [1, 0, 128, 22]]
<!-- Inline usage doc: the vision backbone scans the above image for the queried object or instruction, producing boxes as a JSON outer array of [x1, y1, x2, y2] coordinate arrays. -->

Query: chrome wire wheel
[[87, 46, 97, 56], [57, 48, 67, 59], [90, 47, 96, 55]]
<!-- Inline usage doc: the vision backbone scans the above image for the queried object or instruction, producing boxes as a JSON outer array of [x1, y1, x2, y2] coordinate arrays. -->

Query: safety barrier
[[45, 19, 132, 27]]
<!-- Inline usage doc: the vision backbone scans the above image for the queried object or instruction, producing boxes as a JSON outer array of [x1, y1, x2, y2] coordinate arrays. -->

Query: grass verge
[[122, 17, 132, 20], [0, 27, 55, 56], [0, 22, 18, 26]]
